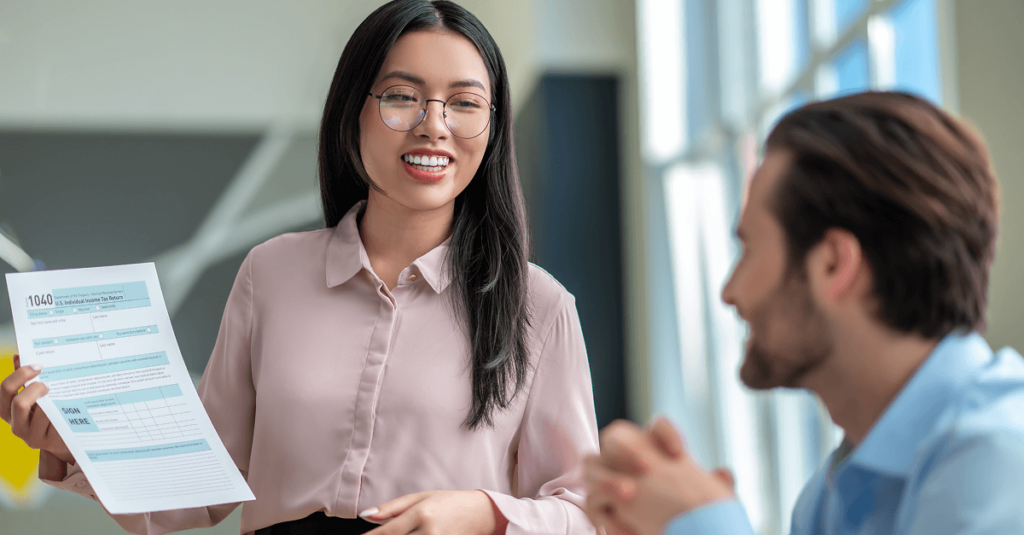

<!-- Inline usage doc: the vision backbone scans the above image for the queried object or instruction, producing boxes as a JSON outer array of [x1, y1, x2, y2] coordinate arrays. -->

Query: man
[[585, 92, 1024, 534]]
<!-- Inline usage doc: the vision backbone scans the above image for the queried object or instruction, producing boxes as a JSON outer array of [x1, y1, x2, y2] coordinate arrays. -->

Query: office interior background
[[1, 0, 1021, 533]]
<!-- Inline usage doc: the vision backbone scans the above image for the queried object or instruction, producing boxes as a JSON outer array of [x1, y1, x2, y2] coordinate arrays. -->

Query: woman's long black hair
[[318, 0, 531, 429]]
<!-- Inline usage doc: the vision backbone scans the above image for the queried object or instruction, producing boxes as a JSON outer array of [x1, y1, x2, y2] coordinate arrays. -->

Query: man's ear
[[806, 228, 868, 303]]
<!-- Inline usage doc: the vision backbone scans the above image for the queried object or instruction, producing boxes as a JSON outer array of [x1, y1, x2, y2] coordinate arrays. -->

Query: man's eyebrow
[[378, 71, 487, 92]]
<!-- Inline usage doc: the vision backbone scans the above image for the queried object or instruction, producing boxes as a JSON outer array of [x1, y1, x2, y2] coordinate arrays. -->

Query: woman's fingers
[[10, 381, 48, 441], [361, 491, 431, 523], [364, 506, 420, 535], [28, 403, 57, 450], [1, 363, 43, 424]]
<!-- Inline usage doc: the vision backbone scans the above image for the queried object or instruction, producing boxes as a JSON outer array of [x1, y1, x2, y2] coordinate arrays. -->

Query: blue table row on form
[[27, 281, 152, 319], [32, 325, 159, 348]]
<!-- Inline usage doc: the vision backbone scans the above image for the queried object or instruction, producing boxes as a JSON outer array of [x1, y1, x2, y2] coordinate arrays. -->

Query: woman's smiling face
[[358, 29, 492, 214]]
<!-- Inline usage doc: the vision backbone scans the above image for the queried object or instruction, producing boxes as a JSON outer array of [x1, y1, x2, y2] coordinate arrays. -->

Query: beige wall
[[0, 0, 631, 131], [954, 0, 1024, 352]]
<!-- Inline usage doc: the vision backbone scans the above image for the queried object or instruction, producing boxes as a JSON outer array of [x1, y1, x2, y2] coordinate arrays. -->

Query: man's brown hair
[[765, 91, 999, 338]]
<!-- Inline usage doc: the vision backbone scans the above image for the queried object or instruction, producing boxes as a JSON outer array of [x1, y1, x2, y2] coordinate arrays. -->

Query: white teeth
[[403, 154, 450, 168]]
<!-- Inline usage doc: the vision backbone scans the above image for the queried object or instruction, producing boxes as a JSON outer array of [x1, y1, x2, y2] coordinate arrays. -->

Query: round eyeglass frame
[[368, 85, 496, 139]]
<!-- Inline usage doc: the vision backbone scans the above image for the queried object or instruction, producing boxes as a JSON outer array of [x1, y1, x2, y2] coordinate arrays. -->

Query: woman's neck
[[359, 192, 454, 290]]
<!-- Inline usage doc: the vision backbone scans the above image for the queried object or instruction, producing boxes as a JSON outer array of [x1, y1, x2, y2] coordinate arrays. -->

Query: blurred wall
[[954, 0, 1024, 354], [0, 0, 637, 130]]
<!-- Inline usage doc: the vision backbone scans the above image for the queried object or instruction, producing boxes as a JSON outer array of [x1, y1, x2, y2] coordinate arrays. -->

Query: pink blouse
[[44, 203, 600, 535]]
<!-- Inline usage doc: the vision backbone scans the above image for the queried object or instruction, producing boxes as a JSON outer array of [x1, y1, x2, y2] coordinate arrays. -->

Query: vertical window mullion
[[868, 14, 897, 89]]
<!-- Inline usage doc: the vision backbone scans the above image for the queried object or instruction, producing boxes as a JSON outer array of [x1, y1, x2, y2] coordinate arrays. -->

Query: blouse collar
[[325, 201, 453, 293]]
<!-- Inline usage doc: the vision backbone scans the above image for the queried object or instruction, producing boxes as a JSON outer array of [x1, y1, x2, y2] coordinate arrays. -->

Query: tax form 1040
[[6, 263, 254, 514]]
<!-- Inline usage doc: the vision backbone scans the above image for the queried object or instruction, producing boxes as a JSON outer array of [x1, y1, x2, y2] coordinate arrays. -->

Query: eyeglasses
[[368, 85, 494, 139]]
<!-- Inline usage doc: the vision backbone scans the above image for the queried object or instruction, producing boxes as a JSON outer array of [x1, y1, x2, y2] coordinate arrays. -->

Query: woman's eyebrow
[[379, 70, 487, 92], [379, 70, 425, 85], [449, 79, 487, 91]]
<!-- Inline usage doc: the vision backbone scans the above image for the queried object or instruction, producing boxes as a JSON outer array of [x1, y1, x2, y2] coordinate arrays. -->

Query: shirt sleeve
[[904, 432, 1024, 535], [40, 250, 258, 535], [481, 294, 600, 535], [664, 501, 756, 535]]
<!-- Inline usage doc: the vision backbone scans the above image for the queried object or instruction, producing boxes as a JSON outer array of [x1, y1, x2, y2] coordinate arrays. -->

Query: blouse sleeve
[[481, 293, 600, 535], [40, 250, 258, 535]]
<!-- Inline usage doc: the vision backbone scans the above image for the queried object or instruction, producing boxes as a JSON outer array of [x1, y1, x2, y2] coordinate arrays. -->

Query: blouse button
[[409, 274, 418, 281]]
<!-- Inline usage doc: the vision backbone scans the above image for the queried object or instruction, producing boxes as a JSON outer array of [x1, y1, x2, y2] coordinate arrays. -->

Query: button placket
[[336, 277, 399, 516]]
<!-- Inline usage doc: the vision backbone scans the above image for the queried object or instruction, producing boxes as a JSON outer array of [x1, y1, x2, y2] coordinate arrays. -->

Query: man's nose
[[721, 273, 737, 307]]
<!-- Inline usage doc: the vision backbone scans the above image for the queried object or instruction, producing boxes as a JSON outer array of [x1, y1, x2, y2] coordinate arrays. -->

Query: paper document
[[5, 263, 254, 514]]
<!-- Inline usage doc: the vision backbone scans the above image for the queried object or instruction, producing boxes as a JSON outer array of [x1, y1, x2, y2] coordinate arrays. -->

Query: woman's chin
[[369, 188, 461, 215]]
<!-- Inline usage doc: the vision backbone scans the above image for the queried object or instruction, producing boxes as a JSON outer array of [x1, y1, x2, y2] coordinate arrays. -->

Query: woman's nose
[[414, 101, 449, 140]]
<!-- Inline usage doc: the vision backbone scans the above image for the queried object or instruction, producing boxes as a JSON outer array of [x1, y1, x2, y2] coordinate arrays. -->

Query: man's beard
[[739, 272, 834, 390]]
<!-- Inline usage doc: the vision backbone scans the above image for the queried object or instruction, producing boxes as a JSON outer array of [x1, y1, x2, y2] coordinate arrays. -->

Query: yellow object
[[0, 350, 43, 505]]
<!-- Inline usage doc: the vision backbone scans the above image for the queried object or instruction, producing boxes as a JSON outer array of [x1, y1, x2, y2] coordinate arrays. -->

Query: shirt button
[[409, 274, 418, 281], [76, 481, 86, 488]]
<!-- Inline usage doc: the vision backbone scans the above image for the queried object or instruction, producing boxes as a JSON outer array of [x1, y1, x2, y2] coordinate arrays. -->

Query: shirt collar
[[409, 236, 453, 293], [325, 200, 453, 293], [846, 331, 994, 477]]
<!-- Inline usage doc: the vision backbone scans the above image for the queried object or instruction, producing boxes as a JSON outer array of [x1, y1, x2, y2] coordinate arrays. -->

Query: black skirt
[[255, 512, 377, 535]]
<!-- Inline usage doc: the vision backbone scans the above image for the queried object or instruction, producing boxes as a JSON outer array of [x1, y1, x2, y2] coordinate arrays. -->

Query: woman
[[0, 1, 599, 534]]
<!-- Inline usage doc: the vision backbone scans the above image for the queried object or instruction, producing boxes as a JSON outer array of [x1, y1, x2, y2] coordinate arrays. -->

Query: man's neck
[[807, 326, 940, 446]]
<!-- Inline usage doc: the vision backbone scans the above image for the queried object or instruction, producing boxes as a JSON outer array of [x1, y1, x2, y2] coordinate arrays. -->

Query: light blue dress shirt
[[666, 332, 1024, 534]]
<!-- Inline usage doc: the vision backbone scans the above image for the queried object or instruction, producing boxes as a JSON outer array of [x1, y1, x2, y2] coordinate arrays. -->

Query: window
[[892, 0, 943, 103], [637, 0, 951, 532], [836, 0, 870, 33], [834, 38, 871, 94]]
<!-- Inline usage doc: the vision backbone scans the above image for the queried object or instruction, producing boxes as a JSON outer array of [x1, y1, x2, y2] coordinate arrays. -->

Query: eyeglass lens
[[378, 86, 490, 138]]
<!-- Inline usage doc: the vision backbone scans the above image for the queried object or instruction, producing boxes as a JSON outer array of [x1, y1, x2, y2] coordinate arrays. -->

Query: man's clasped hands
[[583, 418, 737, 535]]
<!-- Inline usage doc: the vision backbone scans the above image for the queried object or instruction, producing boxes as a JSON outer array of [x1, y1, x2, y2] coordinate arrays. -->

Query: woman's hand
[[360, 489, 501, 535], [1, 355, 75, 466]]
